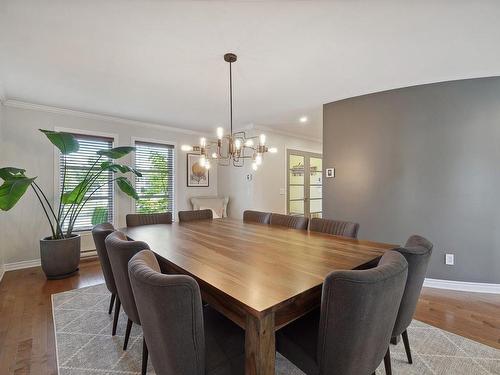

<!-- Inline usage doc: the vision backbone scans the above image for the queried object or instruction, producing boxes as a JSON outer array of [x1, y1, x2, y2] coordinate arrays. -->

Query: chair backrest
[[309, 217, 360, 239], [392, 235, 433, 336], [243, 210, 271, 224], [126, 212, 172, 227], [317, 251, 408, 375], [91, 223, 117, 294], [105, 231, 150, 324], [269, 213, 309, 230], [129, 250, 205, 375], [178, 209, 213, 222]]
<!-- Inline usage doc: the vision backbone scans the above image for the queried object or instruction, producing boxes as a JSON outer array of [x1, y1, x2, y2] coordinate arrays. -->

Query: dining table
[[122, 218, 397, 375]]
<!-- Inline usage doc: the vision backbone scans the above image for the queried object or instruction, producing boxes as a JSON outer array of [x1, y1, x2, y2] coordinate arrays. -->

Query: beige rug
[[52, 284, 500, 375]]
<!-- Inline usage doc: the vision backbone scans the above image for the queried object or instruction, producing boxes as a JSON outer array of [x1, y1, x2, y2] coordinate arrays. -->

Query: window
[[134, 141, 175, 214], [59, 134, 114, 231]]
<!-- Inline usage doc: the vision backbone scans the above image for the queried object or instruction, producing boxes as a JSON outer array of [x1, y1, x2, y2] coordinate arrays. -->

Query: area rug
[[52, 284, 500, 375]]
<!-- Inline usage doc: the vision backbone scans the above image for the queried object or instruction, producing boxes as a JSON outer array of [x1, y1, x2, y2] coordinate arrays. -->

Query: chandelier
[[181, 53, 276, 170]]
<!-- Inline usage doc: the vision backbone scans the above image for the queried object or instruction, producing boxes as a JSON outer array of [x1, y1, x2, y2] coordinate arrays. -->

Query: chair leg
[[112, 297, 121, 336], [108, 293, 116, 315], [123, 319, 133, 350], [142, 337, 148, 375], [384, 347, 392, 375], [402, 329, 413, 364]]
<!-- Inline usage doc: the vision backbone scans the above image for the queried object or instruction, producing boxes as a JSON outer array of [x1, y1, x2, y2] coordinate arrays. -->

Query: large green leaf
[[116, 177, 139, 200], [100, 161, 142, 177], [97, 146, 135, 159], [61, 180, 90, 204], [0, 177, 36, 211], [0, 167, 27, 181], [91, 207, 108, 225], [40, 129, 79, 155]]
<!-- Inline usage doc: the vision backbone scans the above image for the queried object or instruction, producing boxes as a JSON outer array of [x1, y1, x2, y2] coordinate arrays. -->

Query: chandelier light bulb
[[235, 138, 242, 150], [269, 147, 278, 153], [245, 139, 254, 147], [255, 153, 262, 165], [212, 152, 218, 159], [259, 134, 266, 145], [252, 162, 258, 171], [181, 145, 193, 152], [216, 127, 224, 139], [200, 137, 207, 147]]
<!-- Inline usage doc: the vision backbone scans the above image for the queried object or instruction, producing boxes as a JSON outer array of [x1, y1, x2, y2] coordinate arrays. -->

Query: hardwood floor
[[0, 260, 102, 375], [0, 260, 498, 374], [415, 286, 500, 350]]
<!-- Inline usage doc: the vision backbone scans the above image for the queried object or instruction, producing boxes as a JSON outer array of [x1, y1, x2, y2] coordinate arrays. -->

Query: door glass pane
[[289, 200, 304, 215], [310, 185, 322, 199], [289, 185, 304, 200], [310, 157, 322, 172], [310, 157, 322, 185], [289, 154, 305, 185], [310, 171, 322, 185], [310, 199, 322, 214]]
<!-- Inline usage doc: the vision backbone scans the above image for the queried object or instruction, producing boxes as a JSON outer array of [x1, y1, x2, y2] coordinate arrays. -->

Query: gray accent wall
[[323, 77, 500, 284]]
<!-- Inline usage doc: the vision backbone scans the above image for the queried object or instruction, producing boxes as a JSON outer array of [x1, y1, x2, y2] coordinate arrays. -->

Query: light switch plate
[[445, 253, 454, 265], [326, 168, 335, 178]]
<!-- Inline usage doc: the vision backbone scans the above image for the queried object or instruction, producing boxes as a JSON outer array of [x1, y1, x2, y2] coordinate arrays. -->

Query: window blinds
[[59, 134, 114, 231], [134, 141, 175, 214]]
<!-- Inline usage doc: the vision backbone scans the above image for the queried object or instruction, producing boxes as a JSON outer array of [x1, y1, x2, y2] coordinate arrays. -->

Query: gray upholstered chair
[[91, 223, 119, 333], [178, 208, 213, 222], [243, 210, 271, 224], [276, 251, 408, 375], [269, 213, 309, 230], [386, 235, 433, 374], [126, 212, 173, 227], [105, 231, 150, 375], [309, 217, 360, 239], [128, 249, 245, 375]]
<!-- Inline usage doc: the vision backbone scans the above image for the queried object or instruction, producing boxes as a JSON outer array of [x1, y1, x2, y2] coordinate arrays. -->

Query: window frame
[[131, 137, 177, 219], [54, 127, 118, 232]]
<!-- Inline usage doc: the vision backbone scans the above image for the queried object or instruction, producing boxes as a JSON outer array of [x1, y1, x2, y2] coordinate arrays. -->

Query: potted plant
[[0, 129, 141, 279]]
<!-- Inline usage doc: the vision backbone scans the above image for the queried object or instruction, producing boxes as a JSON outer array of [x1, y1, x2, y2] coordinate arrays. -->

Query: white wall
[[218, 129, 322, 219], [0, 102, 217, 265]]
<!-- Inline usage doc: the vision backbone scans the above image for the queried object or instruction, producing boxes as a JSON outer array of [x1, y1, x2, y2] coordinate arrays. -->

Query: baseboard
[[4, 259, 41, 271], [424, 278, 500, 294]]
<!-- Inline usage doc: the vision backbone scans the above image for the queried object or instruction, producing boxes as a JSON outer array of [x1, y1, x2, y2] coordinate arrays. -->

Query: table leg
[[245, 312, 276, 375]]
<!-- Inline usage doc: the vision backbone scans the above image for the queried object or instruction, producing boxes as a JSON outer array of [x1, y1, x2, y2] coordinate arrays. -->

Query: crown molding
[[253, 124, 322, 143], [2, 99, 323, 143], [3, 99, 210, 137]]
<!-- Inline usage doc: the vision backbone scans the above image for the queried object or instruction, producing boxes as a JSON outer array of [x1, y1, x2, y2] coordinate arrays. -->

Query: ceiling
[[1, 1, 500, 141]]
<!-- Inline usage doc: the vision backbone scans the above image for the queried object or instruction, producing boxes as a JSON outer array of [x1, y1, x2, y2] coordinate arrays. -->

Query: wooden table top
[[123, 219, 396, 316]]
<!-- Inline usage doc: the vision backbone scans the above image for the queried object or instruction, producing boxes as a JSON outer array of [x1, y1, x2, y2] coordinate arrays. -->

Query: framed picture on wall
[[187, 153, 210, 187]]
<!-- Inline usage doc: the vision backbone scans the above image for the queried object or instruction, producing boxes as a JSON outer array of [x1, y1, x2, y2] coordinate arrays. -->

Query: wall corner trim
[[4, 258, 41, 272], [0, 266, 4, 284], [424, 278, 500, 294]]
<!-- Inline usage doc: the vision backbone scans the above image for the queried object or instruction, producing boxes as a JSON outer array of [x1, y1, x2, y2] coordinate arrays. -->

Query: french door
[[287, 149, 323, 218]]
